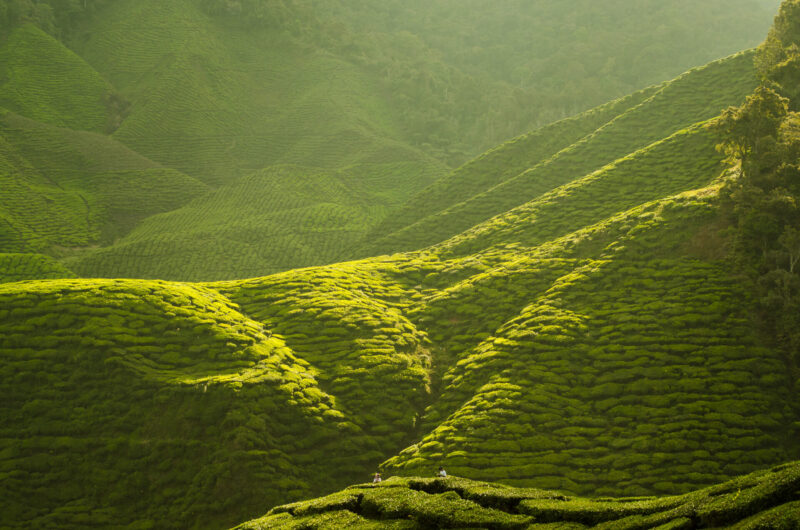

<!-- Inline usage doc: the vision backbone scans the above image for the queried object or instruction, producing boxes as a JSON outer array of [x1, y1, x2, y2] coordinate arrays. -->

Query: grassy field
[[235, 462, 800, 529]]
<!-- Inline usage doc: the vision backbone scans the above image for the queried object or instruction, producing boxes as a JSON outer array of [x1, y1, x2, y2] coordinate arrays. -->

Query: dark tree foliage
[[717, 0, 800, 376], [0, 0, 111, 38]]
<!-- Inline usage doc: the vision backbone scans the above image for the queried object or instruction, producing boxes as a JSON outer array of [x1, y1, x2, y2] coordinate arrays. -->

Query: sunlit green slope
[[361, 51, 759, 258], [0, 275, 432, 528], [4, 181, 798, 527], [235, 463, 800, 529]]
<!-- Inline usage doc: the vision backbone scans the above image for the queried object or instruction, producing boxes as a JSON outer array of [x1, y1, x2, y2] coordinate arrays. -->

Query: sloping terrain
[[0, 276, 431, 528], [361, 51, 759, 257], [3, 181, 799, 527], [70, 0, 446, 187], [0, 107, 209, 254], [0, 253, 75, 283], [3, 3, 800, 528], [0, 24, 118, 134], [235, 462, 800, 529], [66, 49, 760, 281], [67, 162, 443, 281], [0, 0, 781, 280]]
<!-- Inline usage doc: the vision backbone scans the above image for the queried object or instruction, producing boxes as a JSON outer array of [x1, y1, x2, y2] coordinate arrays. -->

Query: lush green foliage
[[4, 183, 798, 527], [0, 276, 428, 528], [0, 23, 117, 133], [235, 462, 800, 529], [67, 163, 441, 281], [361, 51, 760, 257], [0, 106, 208, 254], [714, 0, 800, 389], [0, 0, 780, 279], [3, 2, 800, 528], [0, 253, 75, 283]]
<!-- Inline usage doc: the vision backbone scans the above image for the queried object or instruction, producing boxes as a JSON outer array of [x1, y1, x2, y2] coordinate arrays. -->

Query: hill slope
[[360, 51, 760, 258], [0, 107, 209, 254], [66, 49, 760, 281], [3, 4, 800, 527], [235, 463, 800, 529], [4, 181, 799, 527], [0, 0, 781, 280]]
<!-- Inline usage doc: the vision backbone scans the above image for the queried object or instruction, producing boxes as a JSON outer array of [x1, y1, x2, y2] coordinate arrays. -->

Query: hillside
[[65, 48, 760, 281], [236, 463, 800, 529], [3, 178, 799, 527], [67, 162, 443, 281], [0, 0, 782, 281], [0, 106, 209, 254], [3, 1, 800, 528], [361, 51, 760, 257]]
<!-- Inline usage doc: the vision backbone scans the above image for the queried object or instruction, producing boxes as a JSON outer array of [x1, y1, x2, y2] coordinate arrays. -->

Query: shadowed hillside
[[0, 107, 209, 254]]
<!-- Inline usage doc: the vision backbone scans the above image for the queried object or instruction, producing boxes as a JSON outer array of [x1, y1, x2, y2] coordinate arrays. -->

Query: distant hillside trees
[[717, 0, 800, 375], [0, 0, 109, 38]]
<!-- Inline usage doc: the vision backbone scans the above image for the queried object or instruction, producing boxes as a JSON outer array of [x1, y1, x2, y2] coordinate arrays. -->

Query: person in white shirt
[[437, 466, 447, 478]]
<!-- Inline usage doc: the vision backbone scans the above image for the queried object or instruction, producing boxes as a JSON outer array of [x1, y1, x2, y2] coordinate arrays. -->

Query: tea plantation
[[235, 462, 800, 529], [360, 51, 760, 258], [0, 253, 75, 283], [4, 179, 799, 527], [0, 106, 209, 254], [2, 1, 800, 527]]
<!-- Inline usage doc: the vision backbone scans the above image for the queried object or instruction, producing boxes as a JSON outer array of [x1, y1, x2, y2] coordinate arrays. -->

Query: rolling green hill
[[360, 51, 760, 258], [4, 180, 799, 527], [67, 163, 441, 281], [0, 253, 75, 283], [0, 107, 209, 254], [0, 0, 781, 280], [65, 48, 760, 281], [235, 463, 800, 529], [3, 1, 800, 528], [0, 23, 118, 134]]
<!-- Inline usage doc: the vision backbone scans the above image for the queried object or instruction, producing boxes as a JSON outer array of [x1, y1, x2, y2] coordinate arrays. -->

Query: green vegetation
[[0, 107, 209, 254], [235, 462, 800, 529], [0, 276, 421, 528], [0, 0, 782, 279], [361, 50, 760, 257], [3, 1, 800, 528], [67, 163, 442, 281], [0, 253, 74, 283], [0, 23, 118, 133], [713, 0, 800, 385], [4, 184, 799, 527]]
